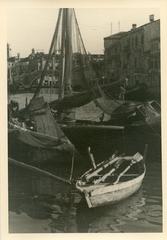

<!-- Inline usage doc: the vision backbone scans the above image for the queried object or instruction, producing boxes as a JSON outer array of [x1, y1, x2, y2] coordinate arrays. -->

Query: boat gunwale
[[76, 163, 146, 195], [8, 122, 67, 141]]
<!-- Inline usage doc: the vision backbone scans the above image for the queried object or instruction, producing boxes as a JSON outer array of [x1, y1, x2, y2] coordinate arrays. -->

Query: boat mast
[[64, 9, 73, 96], [58, 8, 73, 100], [58, 9, 66, 100], [32, 8, 88, 103]]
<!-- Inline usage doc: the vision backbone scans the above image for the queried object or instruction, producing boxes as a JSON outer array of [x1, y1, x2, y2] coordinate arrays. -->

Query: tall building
[[104, 15, 160, 99]]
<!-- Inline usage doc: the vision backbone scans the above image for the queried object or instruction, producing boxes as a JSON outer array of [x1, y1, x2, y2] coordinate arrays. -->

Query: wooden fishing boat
[[13, 8, 160, 157], [8, 97, 77, 164], [12, 8, 128, 156], [109, 100, 160, 125], [76, 150, 146, 208]]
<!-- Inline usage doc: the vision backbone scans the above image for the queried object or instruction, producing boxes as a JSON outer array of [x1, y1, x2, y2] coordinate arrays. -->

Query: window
[[126, 39, 130, 49], [148, 59, 152, 69], [135, 36, 138, 47], [134, 58, 137, 68], [141, 34, 144, 44], [150, 101, 161, 113], [132, 37, 134, 48], [155, 59, 158, 69]]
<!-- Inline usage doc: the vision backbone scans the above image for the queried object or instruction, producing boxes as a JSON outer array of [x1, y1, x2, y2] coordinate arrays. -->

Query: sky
[[7, 8, 160, 57]]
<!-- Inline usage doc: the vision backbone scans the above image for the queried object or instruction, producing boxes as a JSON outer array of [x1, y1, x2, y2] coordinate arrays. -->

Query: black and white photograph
[[1, 0, 166, 238]]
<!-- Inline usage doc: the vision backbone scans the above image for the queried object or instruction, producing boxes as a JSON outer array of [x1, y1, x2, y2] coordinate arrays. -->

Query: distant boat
[[11, 8, 126, 158], [76, 150, 146, 208], [30, 8, 98, 114], [25, 9, 128, 127], [15, 8, 160, 155], [108, 100, 161, 134]]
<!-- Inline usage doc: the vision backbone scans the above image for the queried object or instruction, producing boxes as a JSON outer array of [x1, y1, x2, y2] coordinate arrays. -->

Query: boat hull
[[76, 169, 145, 208], [8, 126, 75, 165]]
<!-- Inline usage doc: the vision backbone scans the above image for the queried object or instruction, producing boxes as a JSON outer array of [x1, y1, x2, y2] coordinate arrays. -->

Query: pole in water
[[25, 97, 28, 107], [143, 144, 148, 162], [88, 146, 96, 170]]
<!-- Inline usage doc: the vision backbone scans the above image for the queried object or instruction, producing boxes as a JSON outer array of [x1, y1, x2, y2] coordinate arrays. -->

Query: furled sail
[[27, 8, 126, 119], [31, 8, 96, 110]]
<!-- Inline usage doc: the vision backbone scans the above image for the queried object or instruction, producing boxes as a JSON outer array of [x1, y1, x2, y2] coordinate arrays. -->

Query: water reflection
[[9, 159, 162, 233], [8, 93, 162, 233], [76, 188, 146, 232]]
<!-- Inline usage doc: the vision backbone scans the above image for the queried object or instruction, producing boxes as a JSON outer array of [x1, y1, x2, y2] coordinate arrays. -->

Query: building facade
[[7, 47, 101, 91], [104, 15, 160, 99]]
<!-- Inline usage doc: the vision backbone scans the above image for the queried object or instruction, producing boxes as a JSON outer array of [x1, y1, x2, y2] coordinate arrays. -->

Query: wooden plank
[[62, 124, 124, 130], [90, 172, 145, 196], [85, 155, 133, 182], [85, 157, 120, 181]]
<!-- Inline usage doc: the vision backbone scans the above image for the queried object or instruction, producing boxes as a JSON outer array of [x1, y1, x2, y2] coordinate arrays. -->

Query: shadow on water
[[76, 189, 146, 233], [8, 93, 162, 233], [8, 139, 162, 233]]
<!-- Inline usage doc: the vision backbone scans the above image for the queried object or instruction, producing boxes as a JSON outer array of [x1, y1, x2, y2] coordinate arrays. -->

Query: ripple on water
[[9, 93, 162, 233]]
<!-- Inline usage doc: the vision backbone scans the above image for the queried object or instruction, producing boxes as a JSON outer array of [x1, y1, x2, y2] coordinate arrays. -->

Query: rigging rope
[[69, 148, 75, 182]]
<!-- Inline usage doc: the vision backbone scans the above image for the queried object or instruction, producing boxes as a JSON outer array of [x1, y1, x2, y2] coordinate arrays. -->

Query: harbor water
[[8, 93, 162, 233]]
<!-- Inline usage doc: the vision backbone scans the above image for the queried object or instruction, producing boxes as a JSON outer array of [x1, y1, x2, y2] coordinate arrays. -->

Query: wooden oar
[[95, 152, 143, 185], [85, 155, 133, 182], [85, 156, 120, 182], [93, 167, 116, 184], [88, 147, 96, 170], [93, 155, 127, 184], [113, 152, 143, 185]]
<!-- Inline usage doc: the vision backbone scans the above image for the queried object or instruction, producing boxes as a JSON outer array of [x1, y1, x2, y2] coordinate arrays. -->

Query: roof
[[104, 19, 160, 40], [19, 57, 29, 62], [104, 32, 126, 40], [8, 57, 17, 62], [135, 19, 160, 30]]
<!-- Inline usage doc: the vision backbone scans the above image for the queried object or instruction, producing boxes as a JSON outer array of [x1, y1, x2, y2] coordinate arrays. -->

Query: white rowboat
[[76, 153, 146, 208]]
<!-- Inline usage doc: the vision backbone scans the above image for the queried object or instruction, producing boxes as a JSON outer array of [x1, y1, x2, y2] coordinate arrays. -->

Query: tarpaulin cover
[[9, 128, 74, 152], [9, 96, 75, 153]]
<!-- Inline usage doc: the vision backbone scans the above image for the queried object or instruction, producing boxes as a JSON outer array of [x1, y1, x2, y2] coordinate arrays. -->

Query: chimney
[[149, 14, 154, 22], [17, 53, 20, 60], [132, 24, 137, 30]]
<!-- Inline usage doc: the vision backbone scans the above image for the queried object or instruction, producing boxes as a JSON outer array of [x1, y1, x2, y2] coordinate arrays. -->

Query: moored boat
[[15, 8, 160, 152], [8, 97, 77, 164], [76, 151, 146, 208]]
